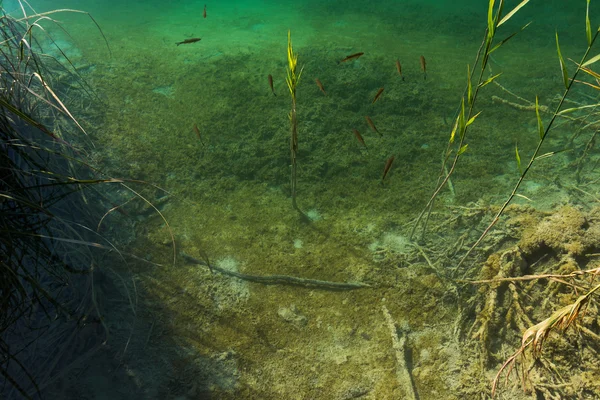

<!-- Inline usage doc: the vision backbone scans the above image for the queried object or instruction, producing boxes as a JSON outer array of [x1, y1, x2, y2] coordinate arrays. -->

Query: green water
[[6, 0, 600, 398]]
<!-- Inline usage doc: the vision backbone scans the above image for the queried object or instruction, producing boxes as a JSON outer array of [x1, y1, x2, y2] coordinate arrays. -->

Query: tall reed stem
[[285, 30, 305, 217]]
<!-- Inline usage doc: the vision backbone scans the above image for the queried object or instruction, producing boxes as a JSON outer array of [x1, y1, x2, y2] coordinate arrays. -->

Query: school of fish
[[176, 4, 429, 185]]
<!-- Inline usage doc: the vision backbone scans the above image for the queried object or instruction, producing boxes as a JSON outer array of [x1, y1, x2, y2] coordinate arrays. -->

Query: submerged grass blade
[[487, 0, 496, 43], [32, 72, 87, 135], [449, 115, 459, 144], [586, 0, 592, 47], [580, 65, 600, 79], [515, 143, 522, 174], [466, 110, 482, 127], [497, 0, 530, 27], [556, 32, 569, 89], [479, 72, 502, 88], [467, 64, 473, 106], [15, 8, 112, 57], [535, 96, 544, 140], [490, 22, 531, 54], [459, 97, 466, 139], [582, 52, 600, 67]]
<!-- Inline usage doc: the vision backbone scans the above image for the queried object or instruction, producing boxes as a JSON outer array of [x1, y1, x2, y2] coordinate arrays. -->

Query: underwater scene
[[3, 0, 600, 398]]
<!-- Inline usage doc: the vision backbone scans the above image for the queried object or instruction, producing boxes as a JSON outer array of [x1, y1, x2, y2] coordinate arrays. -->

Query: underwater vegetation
[[4, 0, 600, 399]]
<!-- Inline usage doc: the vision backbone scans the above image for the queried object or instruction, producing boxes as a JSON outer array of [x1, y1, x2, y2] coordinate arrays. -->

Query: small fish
[[372, 87, 384, 104], [382, 155, 395, 183], [365, 116, 380, 136], [315, 78, 327, 96], [338, 52, 364, 63], [193, 124, 205, 146], [176, 38, 201, 46], [420, 55, 427, 80], [352, 129, 367, 149], [268, 74, 276, 96], [396, 59, 404, 81], [203, 4, 207, 18]]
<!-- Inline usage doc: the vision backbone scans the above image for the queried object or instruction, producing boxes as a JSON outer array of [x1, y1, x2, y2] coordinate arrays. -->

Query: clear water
[[4, 0, 600, 398]]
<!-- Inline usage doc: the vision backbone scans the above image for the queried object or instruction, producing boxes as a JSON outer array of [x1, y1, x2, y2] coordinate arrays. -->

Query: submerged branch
[[181, 252, 371, 290]]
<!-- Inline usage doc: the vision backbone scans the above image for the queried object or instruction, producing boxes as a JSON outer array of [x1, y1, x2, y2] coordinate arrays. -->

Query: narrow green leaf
[[496, 1, 505, 26], [466, 111, 482, 127], [558, 104, 600, 115], [515, 194, 533, 202], [582, 53, 600, 67], [457, 144, 469, 156], [535, 96, 544, 140], [556, 32, 569, 89], [497, 0, 531, 27], [467, 64, 473, 106], [490, 22, 532, 54], [586, 0, 592, 47], [0, 97, 54, 138], [479, 72, 503, 88], [449, 116, 459, 144], [535, 150, 563, 161], [487, 0, 496, 41], [515, 144, 523, 175], [489, 31, 517, 54], [458, 98, 466, 139]]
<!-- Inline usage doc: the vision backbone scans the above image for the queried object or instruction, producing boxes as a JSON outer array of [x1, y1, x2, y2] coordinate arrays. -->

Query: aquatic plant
[[415, 0, 600, 396], [410, 0, 531, 242], [0, 2, 167, 398], [492, 281, 600, 397], [456, 2, 600, 272], [485, 8, 600, 396], [285, 29, 305, 217]]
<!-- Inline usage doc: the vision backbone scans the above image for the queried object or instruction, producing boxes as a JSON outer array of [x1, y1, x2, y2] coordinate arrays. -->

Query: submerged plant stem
[[456, 29, 600, 273]]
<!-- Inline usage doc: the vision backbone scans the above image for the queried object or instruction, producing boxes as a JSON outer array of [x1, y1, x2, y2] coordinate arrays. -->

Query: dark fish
[[315, 78, 327, 96], [203, 4, 207, 18], [193, 124, 205, 146], [396, 59, 404, 81], [176, 38, 202, 46], [268, 74, 276, 96], [382, 155, 395, 183], [420, 55, 427, 80], [339, 52, 364, 63], [372, 87, 384, 104], [352, 129, 367, 149], [365, 116, 380, 136]]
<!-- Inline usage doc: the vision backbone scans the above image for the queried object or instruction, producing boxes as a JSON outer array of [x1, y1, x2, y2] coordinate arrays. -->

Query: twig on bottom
[[382, 305, 418, 400], [181, 252, 371, 290]]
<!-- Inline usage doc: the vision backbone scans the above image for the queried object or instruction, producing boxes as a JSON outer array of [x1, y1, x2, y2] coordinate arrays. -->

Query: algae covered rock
[[519, 206, 589, 256]]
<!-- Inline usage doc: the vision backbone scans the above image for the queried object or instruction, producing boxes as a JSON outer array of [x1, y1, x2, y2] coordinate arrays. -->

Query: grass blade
[[515, 143, 523, 174], [580, 65, 600, 79], [535, 96, 544, 140], [466, 110, 482, 127], [558, 104, 600, 115], [556, 32, 569, 89], [479, 72, 503, 88], [487, 0, 496, 42], [586, 0, 592, 47], [449, 115, 459, 144], [458, 97, 466, 139], [32, 72, 87, 135], [489, 22, 532, 54], [467, 64, 473, 106], [497, 0, 530, 27], [583, 52, 600, 67]]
